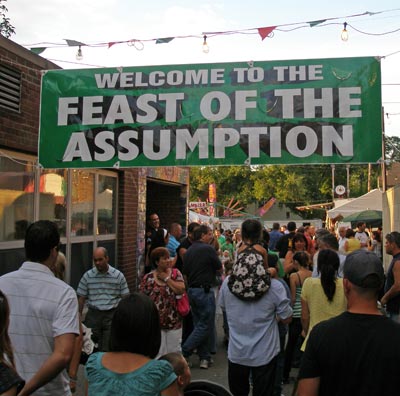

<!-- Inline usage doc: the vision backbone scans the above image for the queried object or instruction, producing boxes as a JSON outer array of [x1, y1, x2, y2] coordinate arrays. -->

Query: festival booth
[[189, 210, 219, 227], [326, 189, 383, 227]]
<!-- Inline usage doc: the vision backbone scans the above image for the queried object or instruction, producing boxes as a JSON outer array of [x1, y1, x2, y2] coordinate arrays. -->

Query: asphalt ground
[[75, 313, 297, 395]]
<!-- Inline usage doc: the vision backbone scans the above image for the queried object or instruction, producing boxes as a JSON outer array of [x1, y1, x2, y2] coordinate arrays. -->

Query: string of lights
[[23, 7, 400, 60]]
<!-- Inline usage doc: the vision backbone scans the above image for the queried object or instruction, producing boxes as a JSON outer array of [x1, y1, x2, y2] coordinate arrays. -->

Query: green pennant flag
[[308, 19, 326, 27], [155, 37, 174, 44], [30, 47, 46, 55]]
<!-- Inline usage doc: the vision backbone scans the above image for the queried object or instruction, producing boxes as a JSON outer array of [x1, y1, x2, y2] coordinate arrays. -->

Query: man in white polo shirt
[[0, 220, 80, 396]]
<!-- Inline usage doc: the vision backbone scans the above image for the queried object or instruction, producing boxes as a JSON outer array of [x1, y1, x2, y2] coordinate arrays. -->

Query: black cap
[[344, 250, 384, 289]]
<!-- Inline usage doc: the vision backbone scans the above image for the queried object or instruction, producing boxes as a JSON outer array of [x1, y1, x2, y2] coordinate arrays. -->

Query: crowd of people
[[1, 216, 400, 396]]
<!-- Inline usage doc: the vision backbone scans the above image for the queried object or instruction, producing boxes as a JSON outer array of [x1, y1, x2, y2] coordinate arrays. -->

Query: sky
[[6, 0, 400, 138]]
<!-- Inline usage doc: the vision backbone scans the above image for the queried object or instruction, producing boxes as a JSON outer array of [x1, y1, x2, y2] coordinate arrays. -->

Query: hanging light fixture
[[341, 22, 349, 42], [202, 35, 210, 53], [76, 46, 83, 60]]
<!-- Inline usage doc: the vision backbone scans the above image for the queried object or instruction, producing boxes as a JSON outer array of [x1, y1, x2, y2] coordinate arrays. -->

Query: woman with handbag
[[140, 247, 187, 357]]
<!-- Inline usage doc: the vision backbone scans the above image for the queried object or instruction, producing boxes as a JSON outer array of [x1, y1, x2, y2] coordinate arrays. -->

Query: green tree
[[0, 0, 15, 38], [385, 136, 400, 162], [190, 166, 253, 215], [189, 162, 379, 219]]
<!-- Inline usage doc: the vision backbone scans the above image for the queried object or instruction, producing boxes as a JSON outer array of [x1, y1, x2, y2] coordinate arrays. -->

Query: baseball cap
[[343, 250, 384, 289]]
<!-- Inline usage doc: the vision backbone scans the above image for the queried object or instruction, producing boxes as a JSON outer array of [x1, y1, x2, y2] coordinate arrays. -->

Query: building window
[[39, 169, 68, 237], [0, 151, 118, 282], [97, 175, 117, 235], [0, 64, 21, 113], [0, 153, 35, 242], [71, 170, 94, 236]]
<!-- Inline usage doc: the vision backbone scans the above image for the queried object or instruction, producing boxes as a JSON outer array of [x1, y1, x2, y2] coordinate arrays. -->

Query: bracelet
[[163, 276, 170, 283]]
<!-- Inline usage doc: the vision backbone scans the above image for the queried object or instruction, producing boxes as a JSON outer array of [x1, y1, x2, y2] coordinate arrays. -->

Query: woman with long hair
[[283, 251, 312, 383], [85, 293, 180, 395], [301, 249, 347, 351], [0, 290, 25, 396]]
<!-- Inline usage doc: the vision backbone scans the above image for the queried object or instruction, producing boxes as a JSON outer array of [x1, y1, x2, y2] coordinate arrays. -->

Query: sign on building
[[39, 57, 382, 169], [189, 201, 207, 209]]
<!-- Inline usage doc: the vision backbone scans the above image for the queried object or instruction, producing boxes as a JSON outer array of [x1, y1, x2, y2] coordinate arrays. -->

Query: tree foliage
[[189, 161, 381, 219], [190, 166, 254, 208], [0, 0, 15, 38], [385, 136, 400, 162]]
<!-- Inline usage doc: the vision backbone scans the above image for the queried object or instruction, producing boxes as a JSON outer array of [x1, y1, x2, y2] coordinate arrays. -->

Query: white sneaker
[[199, 359, 209, 369]]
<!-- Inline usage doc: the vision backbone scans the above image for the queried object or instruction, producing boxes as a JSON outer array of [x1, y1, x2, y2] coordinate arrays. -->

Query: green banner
[[39, 57, 382, 169]]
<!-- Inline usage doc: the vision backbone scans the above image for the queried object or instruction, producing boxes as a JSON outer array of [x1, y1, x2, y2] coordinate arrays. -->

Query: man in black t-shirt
[[381, 231, 400, 321], [182, 224, 222, 369], [298, 250, 400, 396], [175, 222, 199, 344]]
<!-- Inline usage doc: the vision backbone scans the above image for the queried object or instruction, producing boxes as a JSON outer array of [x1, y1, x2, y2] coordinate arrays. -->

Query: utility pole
[[381, 107, 387, 192], [368, 163, 372, 192]]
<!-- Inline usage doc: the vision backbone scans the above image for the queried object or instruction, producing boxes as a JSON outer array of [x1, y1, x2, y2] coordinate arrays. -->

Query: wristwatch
[[163, 276, 170, 283]]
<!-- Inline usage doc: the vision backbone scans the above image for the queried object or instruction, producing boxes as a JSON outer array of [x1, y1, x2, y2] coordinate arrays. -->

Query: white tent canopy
[[327, 189, 383, 220], [189, 210, 219, 225]]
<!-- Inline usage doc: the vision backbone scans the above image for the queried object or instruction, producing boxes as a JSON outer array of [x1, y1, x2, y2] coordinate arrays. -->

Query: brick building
[[0, 36, 189, 291]]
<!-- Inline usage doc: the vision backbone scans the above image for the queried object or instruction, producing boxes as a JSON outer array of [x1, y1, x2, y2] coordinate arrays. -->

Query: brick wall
[[146, 181, 187, 229], [0, 36, 59, 153], [118, 168, 139, 291]]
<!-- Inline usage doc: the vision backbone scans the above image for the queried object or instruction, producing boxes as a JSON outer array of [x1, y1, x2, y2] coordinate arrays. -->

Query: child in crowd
[[159, 352, 191, 395]]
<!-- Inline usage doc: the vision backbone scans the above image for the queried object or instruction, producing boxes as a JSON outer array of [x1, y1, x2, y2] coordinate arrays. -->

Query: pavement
[[75, 313, 297, 395]]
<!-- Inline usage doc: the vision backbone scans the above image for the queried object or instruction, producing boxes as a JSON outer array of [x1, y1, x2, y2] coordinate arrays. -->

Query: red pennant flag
[[258, 26, 276, 41], [108, 42, 117, 48]]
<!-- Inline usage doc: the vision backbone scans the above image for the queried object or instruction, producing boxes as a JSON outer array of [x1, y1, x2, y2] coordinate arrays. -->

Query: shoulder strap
[[296, 272, 302, 286]]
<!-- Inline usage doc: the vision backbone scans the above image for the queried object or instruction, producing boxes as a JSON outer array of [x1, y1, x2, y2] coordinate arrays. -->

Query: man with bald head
[[77, 247, 129, 351]]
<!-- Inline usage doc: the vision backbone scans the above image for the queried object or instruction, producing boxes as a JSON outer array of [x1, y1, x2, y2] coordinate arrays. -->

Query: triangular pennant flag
[[30, 47, 46, 55], [64, 39, 86, 47], [308, 19, 326, 27], [155, 37, 174, 44], [258, 26, 276, 41], [108, 42, 117, 48]]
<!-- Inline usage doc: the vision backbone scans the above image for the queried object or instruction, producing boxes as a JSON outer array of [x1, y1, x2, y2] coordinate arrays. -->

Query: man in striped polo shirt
[[77, 247, 129, 351]]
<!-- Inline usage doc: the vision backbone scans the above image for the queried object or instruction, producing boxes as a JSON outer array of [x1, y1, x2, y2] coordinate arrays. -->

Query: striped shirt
[[77, 265, 129, 311], [0, 262, 80, 396]]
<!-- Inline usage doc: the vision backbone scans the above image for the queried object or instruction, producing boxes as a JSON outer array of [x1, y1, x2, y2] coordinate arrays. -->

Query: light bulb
[[76, 46, 83, 60], [341, 22, 349, 42], [202, 35, 210, 54]]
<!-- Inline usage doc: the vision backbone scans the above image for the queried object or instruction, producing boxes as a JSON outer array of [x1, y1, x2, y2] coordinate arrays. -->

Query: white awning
[[327, 189, 383, 219]]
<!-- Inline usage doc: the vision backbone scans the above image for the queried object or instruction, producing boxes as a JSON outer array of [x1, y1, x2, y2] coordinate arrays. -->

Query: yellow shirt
[[301, 277, 347, 351], [346, 238, 361, 253]]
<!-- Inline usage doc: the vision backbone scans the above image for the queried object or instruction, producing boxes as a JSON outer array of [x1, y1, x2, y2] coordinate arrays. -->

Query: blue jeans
[[182, 287, 216, 361]]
